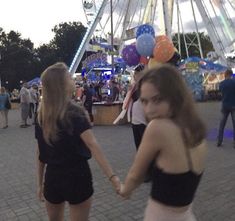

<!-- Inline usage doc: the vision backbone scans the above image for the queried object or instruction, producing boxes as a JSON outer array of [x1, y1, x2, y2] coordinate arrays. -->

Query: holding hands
[[118, 183, 131, 199], [109, 174, 121, 193], [109, 175, 131, 199]]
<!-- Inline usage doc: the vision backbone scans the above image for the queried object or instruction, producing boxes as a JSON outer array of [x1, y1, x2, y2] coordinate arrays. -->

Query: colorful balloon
[[136, 34, 155, 57], [122, 44, 140, 67], [136, 24, 155, 38], [155, 35, 170, 43], [153, 40, 175, 63], [140, 56, 149, 65], [148, 58, 161, 69]]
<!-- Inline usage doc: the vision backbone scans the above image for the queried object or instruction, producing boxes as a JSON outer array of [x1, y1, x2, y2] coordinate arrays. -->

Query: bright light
[[73, 73, 81, 78], [103, 71, 112, 75]]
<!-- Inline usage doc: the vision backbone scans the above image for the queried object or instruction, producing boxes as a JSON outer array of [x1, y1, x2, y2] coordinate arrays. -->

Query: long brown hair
[[38, 62, 79, 145], [139, 64, 206, 147]]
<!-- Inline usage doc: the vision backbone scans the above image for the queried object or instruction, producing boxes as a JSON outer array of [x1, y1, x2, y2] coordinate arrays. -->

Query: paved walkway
[[0, 102, 234, 221]]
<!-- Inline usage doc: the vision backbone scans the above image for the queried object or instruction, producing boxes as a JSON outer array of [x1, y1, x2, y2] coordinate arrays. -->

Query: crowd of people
[[0, 61, 234, 221], [0, 82, 40, 129]]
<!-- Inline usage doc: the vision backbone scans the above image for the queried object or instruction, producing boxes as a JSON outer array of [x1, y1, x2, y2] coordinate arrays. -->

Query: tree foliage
[[0, 22, 87, 90], [0, 29, 36, 90], [51, 22, 87, 66], [172, 32, 214, 59]]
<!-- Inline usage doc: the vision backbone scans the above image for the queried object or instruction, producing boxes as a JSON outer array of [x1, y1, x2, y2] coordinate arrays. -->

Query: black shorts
[[44, 161, 93, 205]]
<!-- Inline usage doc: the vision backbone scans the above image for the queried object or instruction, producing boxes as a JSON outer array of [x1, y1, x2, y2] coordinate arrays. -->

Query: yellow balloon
[[148, 58, 161, 69]]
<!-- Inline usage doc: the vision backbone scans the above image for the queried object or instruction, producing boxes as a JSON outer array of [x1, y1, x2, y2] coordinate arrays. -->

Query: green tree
[[34, 43, 58, 76], [0, 21, 87, 89], [51, 21, 87, 70], [0, 29, 36, 90], [34, 22, 87, 74], [172, 32, 214, 59]]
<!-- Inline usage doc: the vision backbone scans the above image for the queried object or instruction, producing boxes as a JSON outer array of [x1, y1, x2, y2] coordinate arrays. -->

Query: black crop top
[[151, 148, 203, 207], [151, 165, 202, 207]]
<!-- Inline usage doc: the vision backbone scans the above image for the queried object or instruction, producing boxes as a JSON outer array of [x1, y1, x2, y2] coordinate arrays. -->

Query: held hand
[[110, 175, 121, 193], [118, 183, 131, 200], [37, 186, 45, 202]]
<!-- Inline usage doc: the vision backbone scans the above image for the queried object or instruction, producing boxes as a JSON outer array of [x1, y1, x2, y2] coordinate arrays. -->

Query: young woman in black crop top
[[35, 63, 120, 221], [119, 64, 207, 221]]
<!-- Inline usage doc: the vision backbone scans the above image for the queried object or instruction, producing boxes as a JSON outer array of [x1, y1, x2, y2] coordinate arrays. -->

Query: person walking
[[217, 69, 235, 148], [35, 62, 120, 221], [82, 84, 94, 125], [19, 82, 30, 128], [129, 64, 147, 150], [119, 64, 207, 221], [111, 81, 120, 102], [0, 87, 11, 129], [29, 84, 39, 124]]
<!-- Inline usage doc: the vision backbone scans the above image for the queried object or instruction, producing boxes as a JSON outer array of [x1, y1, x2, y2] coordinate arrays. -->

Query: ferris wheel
[[69, 0, 235, 74]]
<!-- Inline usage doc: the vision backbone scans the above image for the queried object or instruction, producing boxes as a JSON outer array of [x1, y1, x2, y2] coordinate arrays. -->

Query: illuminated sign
[[82, 52, 107, 68], [185, 62, 199, 72]]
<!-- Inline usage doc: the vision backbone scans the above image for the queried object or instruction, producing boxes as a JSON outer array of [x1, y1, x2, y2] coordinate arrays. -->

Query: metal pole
[[176, 0, 181, 56], [110, 0, 114, 75], [178, 2, 189, 58], [190, 0, 203, 58]]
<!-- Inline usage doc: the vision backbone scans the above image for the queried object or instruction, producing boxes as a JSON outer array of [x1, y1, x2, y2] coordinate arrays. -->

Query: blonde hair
[[38, 62, 75, 145]]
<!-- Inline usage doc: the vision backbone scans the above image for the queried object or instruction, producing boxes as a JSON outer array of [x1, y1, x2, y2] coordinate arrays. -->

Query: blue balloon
[[136, 24, 155, 38], [136, 34, 155, 57]]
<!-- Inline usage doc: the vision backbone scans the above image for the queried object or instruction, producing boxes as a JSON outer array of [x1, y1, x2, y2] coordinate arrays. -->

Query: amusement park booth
[[82, 52, 127, 125], [179, 57, 227, 101]]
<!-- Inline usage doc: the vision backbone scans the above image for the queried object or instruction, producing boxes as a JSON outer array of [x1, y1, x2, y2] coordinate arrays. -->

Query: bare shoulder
[[146, 119, 180, 144], [148, 118, 179, 134]]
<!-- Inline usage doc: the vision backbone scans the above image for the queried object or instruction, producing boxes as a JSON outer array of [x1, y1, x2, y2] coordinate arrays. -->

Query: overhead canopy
[[179, 57, 228, 73], [27, 77, 41, 86]]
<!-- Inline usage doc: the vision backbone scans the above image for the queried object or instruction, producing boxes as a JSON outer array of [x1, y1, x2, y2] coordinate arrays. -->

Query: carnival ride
[[70, 0, 235, 125], [69, 0, 235, 75]]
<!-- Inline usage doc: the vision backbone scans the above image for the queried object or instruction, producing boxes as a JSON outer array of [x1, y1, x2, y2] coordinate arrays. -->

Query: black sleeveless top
[[151, 147, 203, 207]]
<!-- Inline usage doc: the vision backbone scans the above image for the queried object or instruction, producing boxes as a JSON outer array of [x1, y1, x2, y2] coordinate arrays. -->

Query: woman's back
[[154, 119, 207, 175], [149, 119, 207, 210]]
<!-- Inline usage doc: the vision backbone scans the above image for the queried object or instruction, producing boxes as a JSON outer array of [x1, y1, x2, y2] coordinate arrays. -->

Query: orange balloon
[[155, 35, 170, 43], [140, 56, 149, 65], [153, 39, 175, 63]]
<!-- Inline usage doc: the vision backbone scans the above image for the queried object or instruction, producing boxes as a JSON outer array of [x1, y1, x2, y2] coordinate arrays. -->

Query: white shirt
[[20, 87, 30, 104], [131, 99, 147, 125]]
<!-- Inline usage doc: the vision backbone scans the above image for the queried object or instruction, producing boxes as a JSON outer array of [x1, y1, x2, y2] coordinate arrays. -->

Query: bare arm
[[121, 120, 162, 198], [82, 92, 86, 105], [80, 129, 120, 191], [36, 146, 45, 201]]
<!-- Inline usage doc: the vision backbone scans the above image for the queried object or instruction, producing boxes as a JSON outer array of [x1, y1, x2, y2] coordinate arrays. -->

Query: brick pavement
[[0, 102, 234, 221]]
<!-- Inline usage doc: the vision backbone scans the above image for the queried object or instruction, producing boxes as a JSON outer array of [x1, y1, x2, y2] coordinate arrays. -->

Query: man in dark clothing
[[217, 69, 235, 148], [82, 84, 94, 125], [111, 81, 119, 102]]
